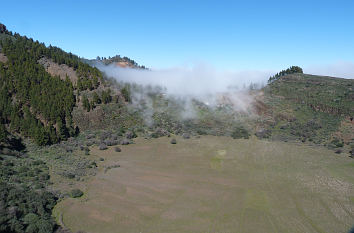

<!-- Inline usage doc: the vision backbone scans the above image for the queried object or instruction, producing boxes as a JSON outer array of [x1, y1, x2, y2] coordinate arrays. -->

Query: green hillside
[[261, 73, 354, 147], [0, 24, 104, 146]]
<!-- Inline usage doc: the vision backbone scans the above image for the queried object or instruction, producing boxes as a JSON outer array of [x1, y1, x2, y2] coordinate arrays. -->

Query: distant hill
[[87, 54, 147, 69]]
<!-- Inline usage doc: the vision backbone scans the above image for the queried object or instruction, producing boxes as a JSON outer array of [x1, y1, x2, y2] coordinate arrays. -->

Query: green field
[[54, 136, 354, 233]]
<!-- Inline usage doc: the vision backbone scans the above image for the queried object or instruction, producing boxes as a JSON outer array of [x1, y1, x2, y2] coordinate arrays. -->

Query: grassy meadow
[[54, 136, 354, 233]]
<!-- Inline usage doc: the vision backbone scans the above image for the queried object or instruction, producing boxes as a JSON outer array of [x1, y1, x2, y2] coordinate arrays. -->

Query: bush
[[232, 126, 250, 139], [114, 147, 121, 152], [125, 131, 137, 139], [170, 138, 177, 144], [182, 133, 190, 139], [84, 147, 90, 155], [86, 140, 95, 146], [104, 139, 113, 146], [331, 138, 343, 147], [70, 189, 84, 198], [121, 139, 130, 145], [99, 143, 108, 150], [86, 134, 95, 139]]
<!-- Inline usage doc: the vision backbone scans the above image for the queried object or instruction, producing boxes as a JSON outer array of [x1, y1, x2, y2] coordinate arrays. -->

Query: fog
[[97, 63, 272, 97], [95, 62, 275, 122], [98, 62, 271, 104]]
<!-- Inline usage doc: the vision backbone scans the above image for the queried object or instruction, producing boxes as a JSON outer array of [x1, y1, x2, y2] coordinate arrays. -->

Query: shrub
[[114, 147, 121, 152], [182, 133, 190, 139], [70, 189, 83, 198], [86, 140, 94, 146], [86, 134, 95, 139], [232, 126, 250, 139], [104, 139, 113, 146], [121, 139, 130, 145], [125, 131, 137, 139], [99, 143, 108, 150], [331, 138, 343, 147], [170, 138, 177, 144]]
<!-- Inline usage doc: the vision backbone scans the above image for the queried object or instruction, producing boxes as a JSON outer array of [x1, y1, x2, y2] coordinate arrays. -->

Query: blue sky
[[1, 0, 354, 71]]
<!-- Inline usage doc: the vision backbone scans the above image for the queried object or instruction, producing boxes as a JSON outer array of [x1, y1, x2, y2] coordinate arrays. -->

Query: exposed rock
[[0, 53, 8, 63], [38, 57, 78, 84]]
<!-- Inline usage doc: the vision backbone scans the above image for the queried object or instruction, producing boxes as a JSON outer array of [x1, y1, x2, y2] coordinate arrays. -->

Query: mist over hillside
[[95, 62, 274, 121]]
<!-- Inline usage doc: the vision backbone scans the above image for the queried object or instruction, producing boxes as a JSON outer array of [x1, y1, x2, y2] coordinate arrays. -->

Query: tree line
[[268, 66, 303, 83]]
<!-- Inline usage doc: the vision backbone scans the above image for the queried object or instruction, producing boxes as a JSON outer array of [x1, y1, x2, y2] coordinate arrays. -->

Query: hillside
[[258, 73, 354, 149], [0, 24, 107, 146]]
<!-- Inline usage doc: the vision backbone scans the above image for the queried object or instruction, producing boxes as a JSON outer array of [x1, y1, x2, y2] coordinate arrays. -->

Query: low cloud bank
[[95, 62, 274, 121], [97, 62, 272, 97]]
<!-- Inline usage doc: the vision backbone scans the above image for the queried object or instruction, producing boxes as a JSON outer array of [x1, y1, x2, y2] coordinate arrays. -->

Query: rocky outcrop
[[0, 53, 8, 63]]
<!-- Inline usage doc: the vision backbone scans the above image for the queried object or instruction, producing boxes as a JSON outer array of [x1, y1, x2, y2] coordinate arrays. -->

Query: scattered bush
[[104, 139, 114, 146], [70, 189, 83, 198], [331, 138, 344, 148], [86, 134, 95, 139], [99, 143, 108, 150], [121, 139, 130, 145], [255, 128, 271, 139], [84, 147, 90, 155], [232, 126, 250, 139], [86, 140, 95, 146], [125, 131, 137, 139], [104, 164, 120, 173], [350, 144, 354, 158], [182, 133, 190, 139], [151, 128, 170, 138]]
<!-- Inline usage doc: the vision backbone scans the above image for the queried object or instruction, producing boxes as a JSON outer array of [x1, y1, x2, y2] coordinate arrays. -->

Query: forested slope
[[0, 24, 103, 146]]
